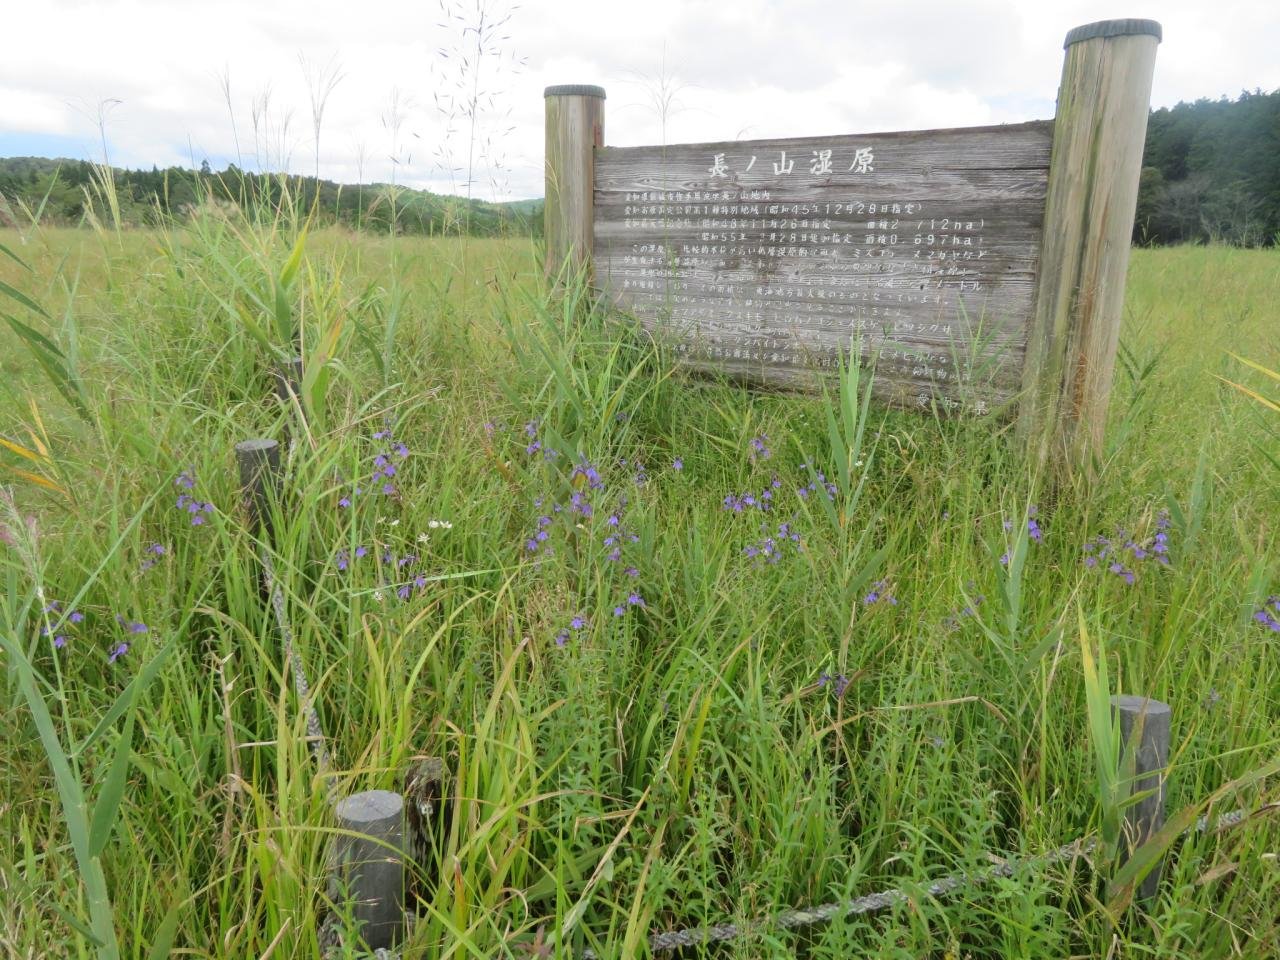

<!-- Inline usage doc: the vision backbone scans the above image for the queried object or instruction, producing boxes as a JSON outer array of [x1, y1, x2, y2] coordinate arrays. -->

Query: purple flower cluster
[[818, 672, 850, 697], [140, 542, 167, 573], [942, 586, 985, 631], [797, 465, 838, 502], [108, 615, 149, 664], [724, 477, 782, 513], [1083, 511, 1172, 585], [999, 507, 1044, 564], [555, 614, 588, 647], [334, 541, 431, 602], [371, 430, 409, 496], [863, 580, 898, 606], [522, 420, 560, 461], [749, 434, 772, 463], [602, 507, 641, 563], [40, 600, 84, 649], [175, 470, 215, 525], [612, 592, 645, 618], [526, 503, 557, 555], [743, 520, 802, 564], [1254, 596, 1280, 632]]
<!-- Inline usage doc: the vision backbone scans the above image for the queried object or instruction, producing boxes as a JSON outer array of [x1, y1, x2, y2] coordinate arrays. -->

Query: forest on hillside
[[1, 88, 1276, 244], [1135, 89, 1279, 246], [0, 157, 542, 237]]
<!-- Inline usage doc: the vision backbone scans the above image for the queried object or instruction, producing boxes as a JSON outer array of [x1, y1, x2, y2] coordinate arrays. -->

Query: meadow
[[1, 212, 1277, 959]]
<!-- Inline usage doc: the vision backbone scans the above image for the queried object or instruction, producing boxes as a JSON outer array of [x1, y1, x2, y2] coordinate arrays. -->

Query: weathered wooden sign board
[[593, 122, 1052, 414], [545, 19, 1163, 471]]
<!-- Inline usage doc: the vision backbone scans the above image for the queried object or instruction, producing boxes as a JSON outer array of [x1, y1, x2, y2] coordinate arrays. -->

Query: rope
[[259, 546, 336, 804], [579, 804, 1264, 958]]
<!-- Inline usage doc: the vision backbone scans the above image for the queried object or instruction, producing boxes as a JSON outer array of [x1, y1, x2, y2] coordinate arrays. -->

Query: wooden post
[[544, 84, 605, 283], [1111, 694, 1171, 903], [1020, 20, 1161, 476], [333, 790, 407, 949], [235, 438, 280, 538]]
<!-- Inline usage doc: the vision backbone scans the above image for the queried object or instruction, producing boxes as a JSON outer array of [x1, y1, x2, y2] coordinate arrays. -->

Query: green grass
[[1, 218, 1278, 959]]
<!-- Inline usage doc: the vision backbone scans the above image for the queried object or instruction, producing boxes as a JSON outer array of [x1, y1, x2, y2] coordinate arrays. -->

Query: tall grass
[[0, 226, 1277, 958]]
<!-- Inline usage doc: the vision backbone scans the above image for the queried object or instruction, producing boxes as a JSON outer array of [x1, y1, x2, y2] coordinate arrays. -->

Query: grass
[[1, 217, 1278, 959]]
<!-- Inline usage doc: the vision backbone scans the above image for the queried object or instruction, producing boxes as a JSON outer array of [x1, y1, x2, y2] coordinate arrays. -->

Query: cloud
[[1, 0, 1276, 199]]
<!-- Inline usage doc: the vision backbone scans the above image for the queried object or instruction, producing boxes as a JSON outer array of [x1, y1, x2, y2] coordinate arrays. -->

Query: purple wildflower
[[673, 457, 683, 471], [863, 580, 898, 606], [1253, 596, 1280, 632], [108, 642, 129, 664]]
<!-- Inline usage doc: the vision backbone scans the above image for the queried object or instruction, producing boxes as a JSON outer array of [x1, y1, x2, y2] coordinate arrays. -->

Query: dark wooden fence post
[[234, 438, 281, 538], [544, 84, 605, 283], [1020, 20, 1161, 477], [333, 790, 407, 949], [1111, 694, 1171, 903]]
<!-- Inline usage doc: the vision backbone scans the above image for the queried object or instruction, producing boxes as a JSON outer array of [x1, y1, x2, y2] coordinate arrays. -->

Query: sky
[[2, 0, 1277, 201]]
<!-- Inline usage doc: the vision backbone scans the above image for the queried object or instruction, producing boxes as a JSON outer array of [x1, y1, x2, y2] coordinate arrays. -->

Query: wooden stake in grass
[[1111, 694, 1171, 903], [333, 790, 407, 950], [544, 84, 605, 283], [1021, 19, 1162, 476], [234, 438, 281, 538]]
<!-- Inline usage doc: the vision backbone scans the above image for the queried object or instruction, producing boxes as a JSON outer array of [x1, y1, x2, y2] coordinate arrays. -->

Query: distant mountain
[[0, 156, 545, 237]]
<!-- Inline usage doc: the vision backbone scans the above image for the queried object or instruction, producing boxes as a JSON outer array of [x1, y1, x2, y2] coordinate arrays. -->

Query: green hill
[[0, 156, 544, 237]]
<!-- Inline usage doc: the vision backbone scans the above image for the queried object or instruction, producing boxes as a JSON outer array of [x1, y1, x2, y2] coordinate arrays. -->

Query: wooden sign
[[545, 19, 1162, 473], [593, 122, 1052, 414]]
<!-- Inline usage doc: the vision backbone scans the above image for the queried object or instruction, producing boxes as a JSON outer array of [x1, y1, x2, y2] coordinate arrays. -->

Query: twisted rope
[[259, 546, 336, 804], [580, 804, 1264, 958]]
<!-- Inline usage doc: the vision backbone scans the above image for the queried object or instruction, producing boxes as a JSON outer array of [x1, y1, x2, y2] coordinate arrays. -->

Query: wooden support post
[[1111, 694, 1171, 903], [333, 790, 407, 949], [1020, 19, 1161, 477], [234, 438, 280, 538], [544, 84, 605, 283]]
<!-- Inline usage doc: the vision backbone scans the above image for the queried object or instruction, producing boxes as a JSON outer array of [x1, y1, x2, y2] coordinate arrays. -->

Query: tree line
[[2, 87, 1276, 245], [1136, 88, 1278, 246], [0, 156, 543, 237]]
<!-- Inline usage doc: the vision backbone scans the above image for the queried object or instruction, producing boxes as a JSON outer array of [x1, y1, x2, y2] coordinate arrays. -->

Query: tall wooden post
[[544, 84, 605, 283], [1020, 20, 1161, 476], [1111, 694, 1171, 903]]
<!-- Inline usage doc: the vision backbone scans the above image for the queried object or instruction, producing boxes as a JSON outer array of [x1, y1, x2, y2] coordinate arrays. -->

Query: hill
[[0, 156, 544, 237]]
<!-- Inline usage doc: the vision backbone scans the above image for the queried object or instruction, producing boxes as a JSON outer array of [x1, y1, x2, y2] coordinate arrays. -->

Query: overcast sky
[[2, 0, 1277, 200]]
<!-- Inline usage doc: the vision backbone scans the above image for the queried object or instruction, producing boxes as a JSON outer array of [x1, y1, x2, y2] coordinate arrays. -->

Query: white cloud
[[1, 0, 1276, 199]]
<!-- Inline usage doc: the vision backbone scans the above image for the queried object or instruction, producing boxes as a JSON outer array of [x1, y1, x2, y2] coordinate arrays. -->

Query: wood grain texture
[[593, 121, 1053, 412], [1020, 24, 1159, 472], [545, 88, 605, 281]]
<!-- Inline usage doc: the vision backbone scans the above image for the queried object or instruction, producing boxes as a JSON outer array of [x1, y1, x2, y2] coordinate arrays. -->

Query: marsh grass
[[0, 222, 1277, 958]]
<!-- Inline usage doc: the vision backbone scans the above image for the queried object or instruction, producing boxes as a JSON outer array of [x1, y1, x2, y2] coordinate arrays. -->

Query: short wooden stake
[[1111, 694, 1171, 903], [1020, 19, 1161, 476], [544, 84, 605, 283], [234, 438, 281, 538], [333, 790, 407, 950]]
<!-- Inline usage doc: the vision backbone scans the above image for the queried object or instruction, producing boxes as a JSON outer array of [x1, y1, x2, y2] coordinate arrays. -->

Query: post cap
[[1065, 19, 1162, 48], [335, 789, 404, 824], [544, 84, 606, 99], [235, 438, 279, 456], [1110, 694, 1172, 716]]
